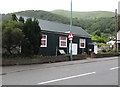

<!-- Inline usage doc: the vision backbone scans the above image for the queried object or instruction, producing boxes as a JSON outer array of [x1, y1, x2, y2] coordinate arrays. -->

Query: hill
[[1, 10, 115, 21], [50, 10, 115, 19], [1, 10, 70, 24], [16, 10, 70, 24], [1, 10, 116, 41]]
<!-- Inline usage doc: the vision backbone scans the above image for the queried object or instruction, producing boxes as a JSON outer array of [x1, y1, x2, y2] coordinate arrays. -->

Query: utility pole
[[70, 0, 72, 31], [70, 0, 73, 61], [115, 9, 118, 52]]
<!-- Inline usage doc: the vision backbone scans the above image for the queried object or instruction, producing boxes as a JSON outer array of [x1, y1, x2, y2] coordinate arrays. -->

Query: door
[[69, 43, 78, 55]]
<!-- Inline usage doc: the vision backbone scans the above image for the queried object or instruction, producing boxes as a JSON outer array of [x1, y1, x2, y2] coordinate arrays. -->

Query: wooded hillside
[[1, 10, 118, 42], [51, 10, 115, 19]]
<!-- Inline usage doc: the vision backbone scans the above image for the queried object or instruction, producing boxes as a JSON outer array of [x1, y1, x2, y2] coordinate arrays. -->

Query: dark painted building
[[38, 19, 93, 56]]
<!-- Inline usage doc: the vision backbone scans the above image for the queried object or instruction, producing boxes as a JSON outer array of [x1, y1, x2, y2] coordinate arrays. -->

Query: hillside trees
[[92, 28, 107, 43]]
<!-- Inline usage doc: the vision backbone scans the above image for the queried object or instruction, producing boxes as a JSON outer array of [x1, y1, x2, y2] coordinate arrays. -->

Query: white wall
[[117, 31, 120, 43]]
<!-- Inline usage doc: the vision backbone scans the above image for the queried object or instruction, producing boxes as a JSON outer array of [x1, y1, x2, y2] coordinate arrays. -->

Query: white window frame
[[79, 39, 86, 48], [41, 35, 47, 47], [59, 36, 67, 48]]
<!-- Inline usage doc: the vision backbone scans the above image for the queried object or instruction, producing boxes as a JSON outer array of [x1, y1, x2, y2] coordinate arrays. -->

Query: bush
[[98, 43, 109, 47], [98, 50, 120, 56]]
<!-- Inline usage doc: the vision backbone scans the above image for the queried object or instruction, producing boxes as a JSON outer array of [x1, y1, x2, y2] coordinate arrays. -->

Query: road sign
[[68, 32, 73, 61], [68, 32, 74, 39]]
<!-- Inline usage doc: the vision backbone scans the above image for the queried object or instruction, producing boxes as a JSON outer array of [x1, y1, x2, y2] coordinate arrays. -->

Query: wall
[[39, 31, 92, 56], [117, 31, 120, 43], [2, 54, 87, 66], [117, 31, 120, 50], [39, 31, 68, 56]]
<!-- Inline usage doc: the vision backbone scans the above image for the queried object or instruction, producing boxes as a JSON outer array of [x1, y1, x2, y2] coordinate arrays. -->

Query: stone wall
[[2, 54, 87, 66]]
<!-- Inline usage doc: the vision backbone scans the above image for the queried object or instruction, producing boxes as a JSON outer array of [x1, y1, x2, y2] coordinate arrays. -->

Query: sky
[[0, 0, 119, 14]]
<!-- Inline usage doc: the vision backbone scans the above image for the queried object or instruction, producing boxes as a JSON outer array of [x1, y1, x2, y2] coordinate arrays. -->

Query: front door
[[69, 43, 78, 55]]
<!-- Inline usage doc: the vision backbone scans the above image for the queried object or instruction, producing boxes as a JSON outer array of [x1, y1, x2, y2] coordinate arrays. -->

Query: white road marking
[[110, 67, 120, 70], [37, 72, 96, 85]]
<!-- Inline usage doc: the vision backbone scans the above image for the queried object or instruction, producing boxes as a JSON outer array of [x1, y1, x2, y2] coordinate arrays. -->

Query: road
[[2, 57, 119, 85]]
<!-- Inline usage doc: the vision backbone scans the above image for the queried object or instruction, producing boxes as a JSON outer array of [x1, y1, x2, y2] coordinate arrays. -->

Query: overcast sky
[[0, 0, 119, 14]]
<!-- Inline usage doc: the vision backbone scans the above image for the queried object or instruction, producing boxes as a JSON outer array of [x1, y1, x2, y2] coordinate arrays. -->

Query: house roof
[[17, 15, 91, 38], [38, 19, 91, 38]]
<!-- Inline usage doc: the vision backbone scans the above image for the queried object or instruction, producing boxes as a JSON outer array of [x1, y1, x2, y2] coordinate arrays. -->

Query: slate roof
[[17, 15, 91, 38]]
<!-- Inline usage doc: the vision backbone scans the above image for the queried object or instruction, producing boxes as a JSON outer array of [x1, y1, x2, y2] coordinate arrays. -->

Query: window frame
[[59, 36, 67, 48], [79, 39, 86, 48], [40, 35, 47, 47]]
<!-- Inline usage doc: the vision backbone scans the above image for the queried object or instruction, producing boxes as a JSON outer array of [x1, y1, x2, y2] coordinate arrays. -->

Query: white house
[[117, 30, 120, 49], [106, 40, 115, 48]]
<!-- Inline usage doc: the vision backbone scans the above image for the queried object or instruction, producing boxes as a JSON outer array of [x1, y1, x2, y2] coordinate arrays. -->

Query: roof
[[38, 19, 91, 38], [17, 15, 91, 38]]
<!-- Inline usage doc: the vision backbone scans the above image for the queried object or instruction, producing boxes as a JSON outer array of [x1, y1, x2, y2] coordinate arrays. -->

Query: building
[[117, 30, 120, 50], [107, 40, 115, 48], [17, 15, 93, 56], [37, 19, 93, 56]]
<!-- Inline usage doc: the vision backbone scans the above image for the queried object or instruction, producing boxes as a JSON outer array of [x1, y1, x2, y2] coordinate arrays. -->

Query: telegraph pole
[[70, 0, 72, 31], [115, 9, 118, 52]]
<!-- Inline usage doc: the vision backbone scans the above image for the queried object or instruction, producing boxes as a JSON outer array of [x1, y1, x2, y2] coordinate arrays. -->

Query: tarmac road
[[2, 57, 119, 85]]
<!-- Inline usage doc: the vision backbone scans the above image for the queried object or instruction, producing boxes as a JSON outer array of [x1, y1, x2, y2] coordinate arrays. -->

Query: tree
[[23, 18, 42, 55], [2, 20, 24, 55], [93, 30, 101, 37], [11, 13, 18, 21], [92, 35, 106, 43], [118, 15, 120, 31], [19, 16, 24, 23]]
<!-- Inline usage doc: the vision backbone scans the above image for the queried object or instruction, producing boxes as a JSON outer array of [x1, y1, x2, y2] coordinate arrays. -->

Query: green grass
[[50, 10, 115, 19]]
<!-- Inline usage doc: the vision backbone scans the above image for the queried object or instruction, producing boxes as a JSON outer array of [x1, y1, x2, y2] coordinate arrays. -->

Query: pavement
[[1, 56, 119, 75]]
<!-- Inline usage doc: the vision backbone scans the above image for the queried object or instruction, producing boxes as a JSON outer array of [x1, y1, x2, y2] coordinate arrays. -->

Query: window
[[41, 35, 47, 47], [79, 39, 86, 48], [59, 36, 67, 47]]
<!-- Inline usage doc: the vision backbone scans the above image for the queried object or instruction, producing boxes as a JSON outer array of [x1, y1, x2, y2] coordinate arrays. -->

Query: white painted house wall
[[117, 31, 120, 43]]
